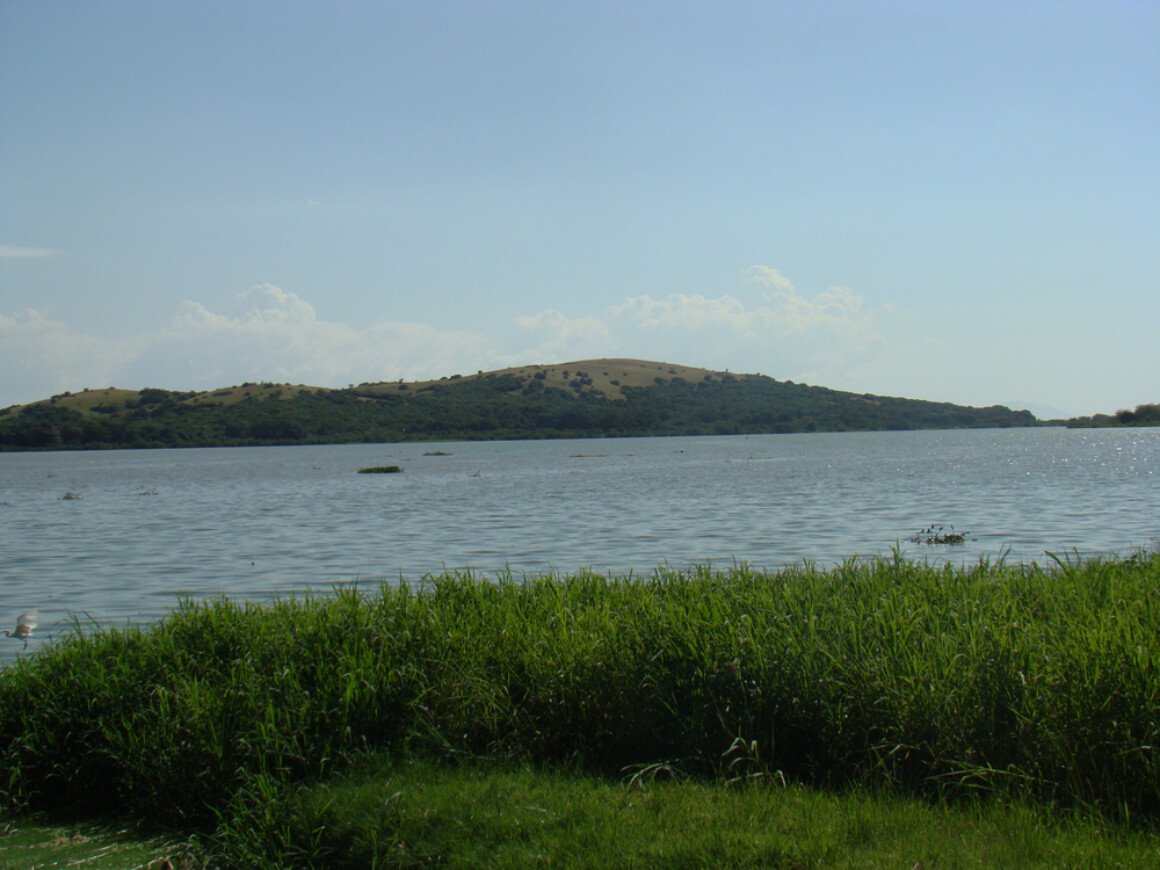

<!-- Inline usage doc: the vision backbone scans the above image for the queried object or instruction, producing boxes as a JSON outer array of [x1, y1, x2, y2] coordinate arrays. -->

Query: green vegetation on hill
[[1064, 403, 1160, 429], [0, 359, 1036, 450]]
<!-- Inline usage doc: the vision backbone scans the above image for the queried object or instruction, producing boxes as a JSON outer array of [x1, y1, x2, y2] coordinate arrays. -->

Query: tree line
[[1064, 403, 1160, 428]]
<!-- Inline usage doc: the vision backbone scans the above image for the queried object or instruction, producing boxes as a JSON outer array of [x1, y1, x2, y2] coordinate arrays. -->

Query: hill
[[0, 358, 1036, 450]]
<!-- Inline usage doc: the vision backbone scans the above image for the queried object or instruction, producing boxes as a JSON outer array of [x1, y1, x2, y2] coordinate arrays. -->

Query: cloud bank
[[523, 265, 884, 383], [127, 284, 498, 390], [0, 309, 143, 404], [1, 267, 892, 408]]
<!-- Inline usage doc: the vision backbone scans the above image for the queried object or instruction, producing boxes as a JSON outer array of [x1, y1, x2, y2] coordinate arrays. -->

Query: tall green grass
[[2, 553, 1158, 833]]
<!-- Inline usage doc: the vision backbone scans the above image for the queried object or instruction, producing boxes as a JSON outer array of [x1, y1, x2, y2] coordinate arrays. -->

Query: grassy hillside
[[356, 358, 748, 401], [0, 358, 1036, 450]]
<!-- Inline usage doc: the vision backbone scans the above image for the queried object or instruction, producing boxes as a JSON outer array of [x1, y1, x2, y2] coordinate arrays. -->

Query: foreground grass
[[6, 761, 1157, 868], [0, 816, 200, 868], [219, 757, 1160, 868], [1, 553, 1158, 862]]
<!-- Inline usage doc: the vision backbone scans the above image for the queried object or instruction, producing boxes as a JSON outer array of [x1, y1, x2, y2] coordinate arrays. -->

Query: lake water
[[2, 427, 1157, 662]]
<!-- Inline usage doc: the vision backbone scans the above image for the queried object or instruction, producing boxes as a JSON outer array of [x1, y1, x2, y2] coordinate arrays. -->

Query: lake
[[2, 427, 1157, 662]]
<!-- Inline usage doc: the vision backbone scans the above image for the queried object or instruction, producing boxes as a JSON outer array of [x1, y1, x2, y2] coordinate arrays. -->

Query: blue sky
[[2, 1, 1156, 418]]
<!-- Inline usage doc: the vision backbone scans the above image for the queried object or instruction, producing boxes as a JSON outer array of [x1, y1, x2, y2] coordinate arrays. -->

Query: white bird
[[4, 611, 37, 650]]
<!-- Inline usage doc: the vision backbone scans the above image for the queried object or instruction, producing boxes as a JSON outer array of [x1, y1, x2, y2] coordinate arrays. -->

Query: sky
[[2, 1, 1157, 419]]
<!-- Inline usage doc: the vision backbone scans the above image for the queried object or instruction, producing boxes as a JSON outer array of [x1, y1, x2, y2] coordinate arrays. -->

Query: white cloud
[[508, 309, 615, 370], [608, 266, 875, 342], [742, 265, 870, 335], [608, 293, 758, 335], [130, 284, 498, 388], [516, 308, 607, 339], [0, 309, 142, 404], [0, 245, 55, 259], [0, 285, 507, 404], [743, 265, 797, 294], [506, 266, 892, 392], [236, 283, 320, 324], [0, 269, 896, 408]]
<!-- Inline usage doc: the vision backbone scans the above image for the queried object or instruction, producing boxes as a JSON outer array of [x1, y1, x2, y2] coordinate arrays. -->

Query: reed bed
[[2, 553, 1158, 834]]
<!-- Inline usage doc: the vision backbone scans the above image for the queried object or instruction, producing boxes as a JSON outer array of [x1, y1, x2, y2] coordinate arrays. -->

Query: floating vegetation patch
[[357, 465, 402, 474], [59, 492, 83, 501], [909, 525, 972, 545]]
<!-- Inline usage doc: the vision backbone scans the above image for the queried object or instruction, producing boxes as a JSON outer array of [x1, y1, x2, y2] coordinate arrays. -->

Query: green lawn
[[262, 758, 1160, 868], [7, 762, 1158, 868]]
